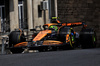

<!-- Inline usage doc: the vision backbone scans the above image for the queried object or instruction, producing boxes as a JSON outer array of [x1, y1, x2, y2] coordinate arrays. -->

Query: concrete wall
[[33, 0, 49, 28], [57, 0, 100, 46], [9, 0, 19, 31], [27, 0, 33, 29], [24, 0, 50, 29], [0, 0, 52, 31], [0, 0, 56, 31]]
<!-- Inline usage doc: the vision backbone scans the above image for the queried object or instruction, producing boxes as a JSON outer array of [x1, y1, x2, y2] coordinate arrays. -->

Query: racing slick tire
[[10, 48, 24, 54], [79, 28, 97, 49], [9, 31, 26, 53], [58, 26, 75, 49]]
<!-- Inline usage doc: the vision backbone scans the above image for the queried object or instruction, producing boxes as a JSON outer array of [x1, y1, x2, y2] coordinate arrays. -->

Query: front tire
[[9, 31, 26, 53], [10, 48, 24, 54]]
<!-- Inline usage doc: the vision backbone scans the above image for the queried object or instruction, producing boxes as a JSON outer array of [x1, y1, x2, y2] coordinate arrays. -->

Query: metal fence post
[[1, 38, 5, 54]]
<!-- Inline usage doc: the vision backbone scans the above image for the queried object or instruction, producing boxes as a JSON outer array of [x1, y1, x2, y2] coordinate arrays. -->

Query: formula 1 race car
[[8, 17, 97, 53]]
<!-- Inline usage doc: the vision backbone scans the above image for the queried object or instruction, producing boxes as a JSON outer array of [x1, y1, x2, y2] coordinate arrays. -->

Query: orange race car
[[8, 17, 97, 53]]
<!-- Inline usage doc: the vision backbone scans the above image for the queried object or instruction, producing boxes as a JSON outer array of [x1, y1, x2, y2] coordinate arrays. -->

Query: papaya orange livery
[[43, 40, 63, 45], [33, 30, 52, 42], [14, 42, 28, 47], [66, 34, 70, 43]]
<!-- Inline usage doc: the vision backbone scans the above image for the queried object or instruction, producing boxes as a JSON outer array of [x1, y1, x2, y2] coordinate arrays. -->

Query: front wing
[[8, 40, 71, 50]]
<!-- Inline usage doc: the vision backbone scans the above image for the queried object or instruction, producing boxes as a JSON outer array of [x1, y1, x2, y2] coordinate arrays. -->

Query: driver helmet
[[49, 25, 58, 31]]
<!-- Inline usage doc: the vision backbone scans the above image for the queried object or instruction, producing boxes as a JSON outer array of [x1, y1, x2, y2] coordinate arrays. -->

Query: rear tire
[[79, 28, 97, 49]]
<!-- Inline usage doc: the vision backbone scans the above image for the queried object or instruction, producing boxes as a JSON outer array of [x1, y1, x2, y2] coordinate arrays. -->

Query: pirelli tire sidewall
[[79, 28, 97, 48], [9, 31, 26, 46], [9, 31, 26, 53], [9, 31, 20, 47]]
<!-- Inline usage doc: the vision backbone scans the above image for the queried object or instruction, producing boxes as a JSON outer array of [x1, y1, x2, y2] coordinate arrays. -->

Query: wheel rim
[[94, 37, 96, 42]]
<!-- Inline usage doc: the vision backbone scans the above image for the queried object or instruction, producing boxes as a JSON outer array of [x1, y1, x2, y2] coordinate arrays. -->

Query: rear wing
[[58, 22, 87, 28], [51, 17, 87, 27], [43, 22, 87, 29]]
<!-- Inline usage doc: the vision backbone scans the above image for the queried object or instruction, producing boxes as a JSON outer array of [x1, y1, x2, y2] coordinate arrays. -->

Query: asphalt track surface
[[0, 48, 100, 66]]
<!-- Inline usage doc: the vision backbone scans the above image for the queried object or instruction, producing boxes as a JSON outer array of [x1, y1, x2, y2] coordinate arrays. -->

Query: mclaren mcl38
[[8, 18, 97, 53]]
